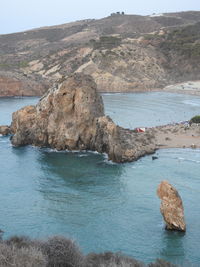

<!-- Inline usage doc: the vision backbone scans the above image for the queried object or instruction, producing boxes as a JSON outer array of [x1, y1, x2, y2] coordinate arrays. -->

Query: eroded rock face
[[0, 72, 49, 97], [11, 73, 156, 163], [11, 73, 104, 149], [157, 180, 186, 232]]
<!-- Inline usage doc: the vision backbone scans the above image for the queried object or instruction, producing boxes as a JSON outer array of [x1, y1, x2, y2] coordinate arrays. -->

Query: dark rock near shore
[[11, 73, 156, 163]]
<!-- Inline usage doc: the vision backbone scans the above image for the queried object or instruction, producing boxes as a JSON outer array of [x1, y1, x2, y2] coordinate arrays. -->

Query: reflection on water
[[0, 94, 200, 265], [37, 151, 124, 223], [160, 231, 185, 264]]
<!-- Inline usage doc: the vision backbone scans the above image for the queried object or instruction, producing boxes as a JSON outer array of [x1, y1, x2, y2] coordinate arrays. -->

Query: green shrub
[[18, 61, 29, 68], [190, 115, 200, 124], [90, 36, 121, 49]]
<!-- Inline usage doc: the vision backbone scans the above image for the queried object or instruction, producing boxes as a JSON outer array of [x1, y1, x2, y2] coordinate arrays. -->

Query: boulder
[[157, 180, 186, 232], [0, 125, 11, 135], [11, 73, 156, 163]]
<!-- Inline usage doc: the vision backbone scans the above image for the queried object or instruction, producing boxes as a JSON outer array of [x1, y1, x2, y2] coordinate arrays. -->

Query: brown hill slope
[[0, 11, 200, 96]]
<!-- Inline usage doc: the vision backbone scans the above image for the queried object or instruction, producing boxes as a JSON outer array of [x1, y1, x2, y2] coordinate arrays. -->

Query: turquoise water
[[0, 93, 200, 266]]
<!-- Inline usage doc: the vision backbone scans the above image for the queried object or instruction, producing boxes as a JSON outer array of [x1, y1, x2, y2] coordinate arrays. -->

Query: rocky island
[[0, 73, 196, 163], [10, 73, 156, 163]]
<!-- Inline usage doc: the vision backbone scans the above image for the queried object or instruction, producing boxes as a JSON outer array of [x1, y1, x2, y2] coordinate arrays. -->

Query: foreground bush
[[40, 236, 84, 267], [85, 253, 181, 267], [0, 235, 189, 267], [149, 259, 178, 267], [85, 252, 145, 266], [0, 243, 46, 267], [190, 115, 200, 124]]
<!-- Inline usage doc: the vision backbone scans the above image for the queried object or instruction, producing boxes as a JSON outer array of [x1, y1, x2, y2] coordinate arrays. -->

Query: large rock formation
[[157, 180, 186, 232], [10, 73, 156, 163]]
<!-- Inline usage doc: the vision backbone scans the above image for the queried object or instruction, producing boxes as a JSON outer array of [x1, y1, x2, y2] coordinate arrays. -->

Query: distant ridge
[[0, 11, 200, 96]]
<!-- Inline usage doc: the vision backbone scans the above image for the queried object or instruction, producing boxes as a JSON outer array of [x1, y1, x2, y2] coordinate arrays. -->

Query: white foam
[[176, 157, 200, 164], [78, 154, 88, 157]]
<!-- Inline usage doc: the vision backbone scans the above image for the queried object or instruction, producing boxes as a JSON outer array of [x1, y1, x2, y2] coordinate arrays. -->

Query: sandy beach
[[150, 123, 200, 150], [163, 81, 200, 96]]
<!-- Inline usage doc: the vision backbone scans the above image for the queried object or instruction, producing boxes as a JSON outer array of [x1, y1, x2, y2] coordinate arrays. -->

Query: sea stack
[[10, 73, 156, 163], [157, 180, 186, 232]]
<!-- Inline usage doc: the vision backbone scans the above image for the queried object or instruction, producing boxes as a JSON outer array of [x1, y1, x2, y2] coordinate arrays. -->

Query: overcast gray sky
[[1, 0, 200, 34]]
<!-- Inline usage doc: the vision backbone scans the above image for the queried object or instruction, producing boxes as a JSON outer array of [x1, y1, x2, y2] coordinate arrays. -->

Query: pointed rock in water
[[10, 73, 156, 163], [157, 180, 186, 232]]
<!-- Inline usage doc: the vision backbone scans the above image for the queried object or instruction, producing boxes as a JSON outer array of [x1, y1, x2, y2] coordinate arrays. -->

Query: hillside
[[0, 11, 200, 96]]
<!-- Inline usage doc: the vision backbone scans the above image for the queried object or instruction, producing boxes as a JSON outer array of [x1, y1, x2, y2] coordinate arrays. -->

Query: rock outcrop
[[0, 125, 11, 135], [10, 73, 156, 163], [157, 180, 186, 232]]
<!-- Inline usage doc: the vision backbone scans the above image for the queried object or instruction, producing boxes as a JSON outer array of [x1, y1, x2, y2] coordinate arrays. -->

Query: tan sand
[[149, 123, 200, 150], [163, 81, 200, 96]]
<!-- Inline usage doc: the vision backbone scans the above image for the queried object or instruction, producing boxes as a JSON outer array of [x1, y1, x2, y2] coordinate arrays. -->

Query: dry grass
[[40, 236, 84, 267], [0, 243, 46, 267], [149, 259, 179, 267], [85, 252, 145, 267]]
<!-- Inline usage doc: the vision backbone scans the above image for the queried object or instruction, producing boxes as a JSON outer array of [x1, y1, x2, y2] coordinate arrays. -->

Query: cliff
[[0, 71, 49, 96], [1, 11, 200, 96]]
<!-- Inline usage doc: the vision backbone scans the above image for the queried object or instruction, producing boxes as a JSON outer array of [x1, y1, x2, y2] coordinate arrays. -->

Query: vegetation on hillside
[[160, 22, 200, 59], [0, 235, 190, 267], [90, 36, 122, 49], [143, 22, 200, 60], [1, 11, 200, 94]]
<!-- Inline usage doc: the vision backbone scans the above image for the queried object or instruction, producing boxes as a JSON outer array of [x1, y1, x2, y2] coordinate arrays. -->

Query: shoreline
[[149, 123, 200, 151], [1, 122, 200, 162], [1, 79, 200, 97], [1, 89, 200, 97], [163, 80, 200, 96], [163, 89, 200, 96], [1, 88, 200, 97]]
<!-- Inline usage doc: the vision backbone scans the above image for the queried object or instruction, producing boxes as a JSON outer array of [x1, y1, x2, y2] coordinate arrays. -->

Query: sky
[[1, 0, 200, 34]]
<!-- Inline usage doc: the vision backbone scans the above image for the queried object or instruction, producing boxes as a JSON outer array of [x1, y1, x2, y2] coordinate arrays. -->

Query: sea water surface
[[0, 93, 200, 266]]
